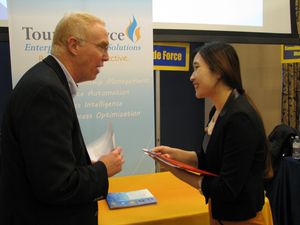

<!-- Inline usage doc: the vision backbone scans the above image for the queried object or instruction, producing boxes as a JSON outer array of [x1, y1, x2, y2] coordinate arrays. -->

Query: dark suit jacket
[[0, 55, 108, 225], [197, 90, 266, 221]]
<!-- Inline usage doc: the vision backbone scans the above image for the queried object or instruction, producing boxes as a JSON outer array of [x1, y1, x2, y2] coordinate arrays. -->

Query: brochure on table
[[106, 189, 157, 209]]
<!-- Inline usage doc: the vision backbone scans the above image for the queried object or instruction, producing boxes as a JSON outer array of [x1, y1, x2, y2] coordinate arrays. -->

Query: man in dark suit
[[0, 12, 124, 225]]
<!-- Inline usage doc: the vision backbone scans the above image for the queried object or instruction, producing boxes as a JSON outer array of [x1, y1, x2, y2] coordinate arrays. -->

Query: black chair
[[267, 124, 299, 174]]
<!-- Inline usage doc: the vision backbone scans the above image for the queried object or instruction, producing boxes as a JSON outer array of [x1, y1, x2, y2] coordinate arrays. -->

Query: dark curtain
[[281, 0, 300, 130]]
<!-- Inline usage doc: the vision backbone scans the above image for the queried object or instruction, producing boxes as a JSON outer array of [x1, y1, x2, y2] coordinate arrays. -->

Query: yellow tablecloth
[[98, 172, 273, 225]]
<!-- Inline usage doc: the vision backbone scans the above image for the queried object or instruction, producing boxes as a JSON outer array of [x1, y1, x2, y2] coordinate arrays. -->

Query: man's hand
[[100, 147, 124, 177]]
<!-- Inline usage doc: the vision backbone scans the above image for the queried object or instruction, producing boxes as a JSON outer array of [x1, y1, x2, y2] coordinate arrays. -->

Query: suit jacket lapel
[[43, 55, 91, 164], [205, 89, 240, 154], [43, 55, 73, 100]]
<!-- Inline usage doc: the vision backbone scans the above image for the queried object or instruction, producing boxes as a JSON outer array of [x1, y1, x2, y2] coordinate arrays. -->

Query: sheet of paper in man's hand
[[87, 121, 116, 162]]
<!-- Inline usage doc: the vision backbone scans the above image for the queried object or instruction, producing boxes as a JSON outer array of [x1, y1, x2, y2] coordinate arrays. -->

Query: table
[[265, 157, 300, 225], [98, 172, 273, 225]]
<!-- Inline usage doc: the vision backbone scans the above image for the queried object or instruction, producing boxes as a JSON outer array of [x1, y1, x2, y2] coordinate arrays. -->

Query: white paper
[[87, 121, 116, 162]]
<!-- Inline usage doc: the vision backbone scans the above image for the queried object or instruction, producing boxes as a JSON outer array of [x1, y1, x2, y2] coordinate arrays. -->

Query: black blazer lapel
[[43, 55, 73, 100], [43, 55, 91, 164]]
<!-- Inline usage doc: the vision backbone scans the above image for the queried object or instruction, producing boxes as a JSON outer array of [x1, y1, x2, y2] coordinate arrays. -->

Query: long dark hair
[[197, 42, 244, 94], [197, 42, 273, 179]]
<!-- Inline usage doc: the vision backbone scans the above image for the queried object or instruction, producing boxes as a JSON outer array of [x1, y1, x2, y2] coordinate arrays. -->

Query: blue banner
[[8, 0, 155, 176]]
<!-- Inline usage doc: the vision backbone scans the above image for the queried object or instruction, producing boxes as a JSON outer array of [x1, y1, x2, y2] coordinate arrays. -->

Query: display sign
[[281, 45, 300, 63], [154, 42, 190, 71], [8, 0, 155, 176]]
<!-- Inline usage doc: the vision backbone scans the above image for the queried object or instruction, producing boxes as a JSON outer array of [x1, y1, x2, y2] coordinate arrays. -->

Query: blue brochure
[[106, 189, 157, 209]]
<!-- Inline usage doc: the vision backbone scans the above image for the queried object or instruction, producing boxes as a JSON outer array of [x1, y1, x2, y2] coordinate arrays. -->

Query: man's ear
[[67, 36, 80, 55]]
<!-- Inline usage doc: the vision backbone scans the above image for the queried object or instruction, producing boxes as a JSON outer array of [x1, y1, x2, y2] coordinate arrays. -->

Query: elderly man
[[0, 12, 124, 225]]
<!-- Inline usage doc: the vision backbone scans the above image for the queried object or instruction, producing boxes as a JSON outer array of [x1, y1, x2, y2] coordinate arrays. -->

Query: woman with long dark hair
[[153, 42, 272, 225]]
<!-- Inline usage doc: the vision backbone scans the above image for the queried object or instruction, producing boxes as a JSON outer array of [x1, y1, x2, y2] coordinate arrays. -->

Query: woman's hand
[[152, 145, 183, 160], [152, 145, 198, 167]]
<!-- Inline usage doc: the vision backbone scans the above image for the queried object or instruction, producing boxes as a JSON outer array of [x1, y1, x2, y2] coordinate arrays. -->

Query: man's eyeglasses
[[75, 37, 108, 53]]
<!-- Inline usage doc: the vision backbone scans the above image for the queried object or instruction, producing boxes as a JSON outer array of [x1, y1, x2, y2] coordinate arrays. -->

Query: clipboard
[[143, 148, 218, 176]]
